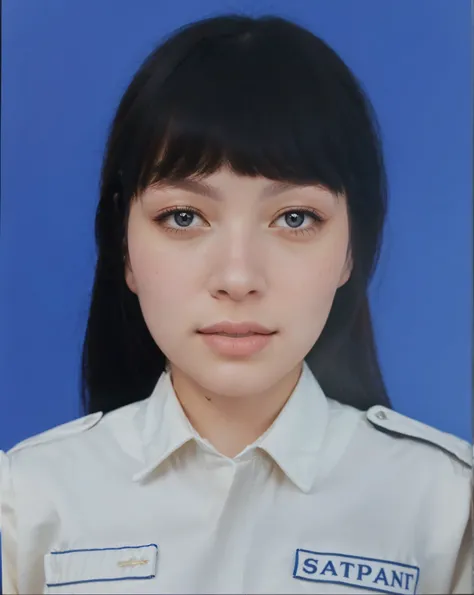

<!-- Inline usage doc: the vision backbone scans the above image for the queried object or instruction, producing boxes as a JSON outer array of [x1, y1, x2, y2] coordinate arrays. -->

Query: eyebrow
[[151, 178, 334, 201]]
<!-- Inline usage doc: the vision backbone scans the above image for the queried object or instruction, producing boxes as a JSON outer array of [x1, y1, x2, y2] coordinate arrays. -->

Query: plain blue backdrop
[[1, 0, 472, 451]]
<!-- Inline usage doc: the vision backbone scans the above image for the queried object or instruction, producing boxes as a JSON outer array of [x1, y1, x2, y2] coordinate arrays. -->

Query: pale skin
[[125, 167, 352, 457]]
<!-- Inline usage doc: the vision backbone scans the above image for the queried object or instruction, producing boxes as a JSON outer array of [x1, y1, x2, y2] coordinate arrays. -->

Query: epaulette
[[8, 412, 103, 455], [367, 406, 472, 468]]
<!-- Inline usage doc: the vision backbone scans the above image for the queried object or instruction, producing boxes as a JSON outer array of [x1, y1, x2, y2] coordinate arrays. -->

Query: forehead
[[145, 168, 341, 204]]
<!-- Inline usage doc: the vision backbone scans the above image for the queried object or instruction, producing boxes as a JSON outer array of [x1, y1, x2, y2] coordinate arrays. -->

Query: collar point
[[292, 479, 315, 494], [132, 468, 150, 483]]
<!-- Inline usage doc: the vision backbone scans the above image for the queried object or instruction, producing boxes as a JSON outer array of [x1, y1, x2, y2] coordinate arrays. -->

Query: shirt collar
[[256, 361, 329, 492], [132, 360, 329, 493], [132, 371, 196, 483]]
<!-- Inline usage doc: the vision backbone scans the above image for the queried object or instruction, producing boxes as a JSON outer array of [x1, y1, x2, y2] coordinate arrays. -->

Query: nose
[[207, 229, 267, 302]]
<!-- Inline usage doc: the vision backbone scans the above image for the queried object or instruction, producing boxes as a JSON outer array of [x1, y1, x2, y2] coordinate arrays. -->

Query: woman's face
[[125, 167, 351, 398]]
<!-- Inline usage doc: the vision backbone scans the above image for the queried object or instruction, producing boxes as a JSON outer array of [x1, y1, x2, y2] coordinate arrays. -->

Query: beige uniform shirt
[[1, 362, 472, 594]]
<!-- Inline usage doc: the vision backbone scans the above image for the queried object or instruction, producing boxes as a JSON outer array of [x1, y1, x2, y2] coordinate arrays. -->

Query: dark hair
[[81, 14, 391, 415]]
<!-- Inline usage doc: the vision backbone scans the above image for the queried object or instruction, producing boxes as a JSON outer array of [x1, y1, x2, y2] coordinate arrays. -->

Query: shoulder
[[1, 412, 105, 501], [1, 399, 146, 481], [0, 402, 147, 531], [364, 404, 472, 470], [6, 412, 104, 456], [0, 413, 103, 527]]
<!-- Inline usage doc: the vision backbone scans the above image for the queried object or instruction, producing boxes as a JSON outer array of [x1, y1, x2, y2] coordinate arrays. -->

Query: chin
[[188, 358, 285, 397]]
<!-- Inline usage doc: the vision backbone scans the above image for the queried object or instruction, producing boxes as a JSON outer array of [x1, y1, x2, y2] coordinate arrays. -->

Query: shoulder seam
[[366, 406, 472, 468], [8, 412, 104, 455]]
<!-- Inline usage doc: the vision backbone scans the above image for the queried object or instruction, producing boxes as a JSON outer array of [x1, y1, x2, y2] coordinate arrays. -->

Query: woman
[[1, 13, 471, 595]]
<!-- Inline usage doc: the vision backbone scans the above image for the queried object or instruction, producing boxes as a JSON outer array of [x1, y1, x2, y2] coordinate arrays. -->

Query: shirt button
[[375, 410, 388, 420]]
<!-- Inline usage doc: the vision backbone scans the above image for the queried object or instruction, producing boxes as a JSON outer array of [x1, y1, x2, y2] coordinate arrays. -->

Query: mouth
[[200, 331, 274, 338], [197, 329, 277, 357], [197, 321, 277, 336]]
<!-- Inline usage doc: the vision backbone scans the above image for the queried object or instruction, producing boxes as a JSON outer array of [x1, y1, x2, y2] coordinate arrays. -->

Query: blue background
[[1, 0, 472, 450]]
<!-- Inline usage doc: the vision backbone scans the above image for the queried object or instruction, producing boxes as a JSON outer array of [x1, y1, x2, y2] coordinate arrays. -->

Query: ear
[[125, 262, 137, 294], [338, 250, 353, 288]]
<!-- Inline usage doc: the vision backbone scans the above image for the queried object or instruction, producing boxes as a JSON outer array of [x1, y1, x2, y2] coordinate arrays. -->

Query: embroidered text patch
[[293, 549, 420, 595]]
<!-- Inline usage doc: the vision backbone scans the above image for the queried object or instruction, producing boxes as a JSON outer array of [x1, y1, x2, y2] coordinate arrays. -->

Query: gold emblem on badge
[[118, 558, 149, 568]]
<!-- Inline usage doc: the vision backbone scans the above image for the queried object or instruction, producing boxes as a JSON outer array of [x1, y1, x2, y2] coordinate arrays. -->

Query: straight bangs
[[120, 25, 364, 200]]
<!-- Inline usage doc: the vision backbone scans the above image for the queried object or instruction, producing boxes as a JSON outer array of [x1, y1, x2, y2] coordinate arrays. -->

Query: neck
[[169, 362, 303, 458]]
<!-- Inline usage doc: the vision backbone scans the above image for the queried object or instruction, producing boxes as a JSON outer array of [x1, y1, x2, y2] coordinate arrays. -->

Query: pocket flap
[[45, 544, 158, 587]]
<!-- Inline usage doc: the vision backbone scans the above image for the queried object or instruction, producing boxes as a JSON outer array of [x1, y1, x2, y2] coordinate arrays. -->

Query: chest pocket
[[44, 544, 158, 593]]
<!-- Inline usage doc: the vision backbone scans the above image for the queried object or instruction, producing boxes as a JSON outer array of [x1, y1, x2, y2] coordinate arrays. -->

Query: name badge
[[293, 549, 420, 595], [45, 544, 158, 587]]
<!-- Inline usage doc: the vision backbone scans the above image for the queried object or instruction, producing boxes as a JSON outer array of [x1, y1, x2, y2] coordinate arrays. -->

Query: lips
[[198, 328, 276, 356], [197, 321, 276, 336], [211, 332, 257, 338]]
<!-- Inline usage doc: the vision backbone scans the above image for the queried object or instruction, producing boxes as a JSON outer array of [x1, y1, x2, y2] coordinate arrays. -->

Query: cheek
[[126, 220, 199, 345], [128, 249, 197, 352], [283, 259, 341, 317], [280, 228, 348, 285], [129, 244, 195, 307], [276, 234, 349, 328]]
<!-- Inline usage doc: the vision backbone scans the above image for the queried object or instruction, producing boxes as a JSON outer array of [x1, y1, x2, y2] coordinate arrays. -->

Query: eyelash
[[153, 206, 325, 237]]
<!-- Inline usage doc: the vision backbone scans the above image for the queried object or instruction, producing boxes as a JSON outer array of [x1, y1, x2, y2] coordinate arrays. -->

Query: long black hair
[[81, 14, 391, 415]]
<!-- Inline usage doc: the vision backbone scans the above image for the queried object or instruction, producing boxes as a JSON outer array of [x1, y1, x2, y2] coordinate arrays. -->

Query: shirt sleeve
[[450, 500, 473, 594], [1, 450, 18, 595]]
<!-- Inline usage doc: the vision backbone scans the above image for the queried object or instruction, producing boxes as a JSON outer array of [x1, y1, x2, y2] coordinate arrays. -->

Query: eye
[[272, 208, 324, 235], [154, 207, 206, 233]]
